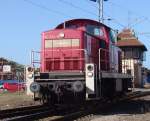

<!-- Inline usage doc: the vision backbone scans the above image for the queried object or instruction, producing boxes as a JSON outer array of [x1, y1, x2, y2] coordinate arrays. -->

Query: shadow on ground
[[94, 99, 150, 116]]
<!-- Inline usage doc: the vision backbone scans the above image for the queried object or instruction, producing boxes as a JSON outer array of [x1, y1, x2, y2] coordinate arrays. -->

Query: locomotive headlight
[[27, 67, 33, 72], [30, 82, 40, 93], [87, 65, 94, 71], [58, 32, 65, 38], [87, 72, 93, 77]]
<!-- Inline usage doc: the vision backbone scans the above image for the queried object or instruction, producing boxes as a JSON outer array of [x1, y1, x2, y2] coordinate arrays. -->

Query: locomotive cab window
[[109, 30, 116, 43], [86, 25, 103, 36], [66, 25, 78, 29]]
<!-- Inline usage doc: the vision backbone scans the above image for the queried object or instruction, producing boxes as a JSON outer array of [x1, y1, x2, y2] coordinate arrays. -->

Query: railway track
[[1, 90, 150, 121], [0, 105, 52, 121], [48, 90, 150, 121]]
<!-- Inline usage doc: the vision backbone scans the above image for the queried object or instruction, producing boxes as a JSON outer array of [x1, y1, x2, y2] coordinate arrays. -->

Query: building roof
[[117, 29, 147, 51]]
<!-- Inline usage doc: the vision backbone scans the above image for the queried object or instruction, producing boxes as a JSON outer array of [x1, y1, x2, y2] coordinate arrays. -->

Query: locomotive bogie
[[31, 80, 86, 104]]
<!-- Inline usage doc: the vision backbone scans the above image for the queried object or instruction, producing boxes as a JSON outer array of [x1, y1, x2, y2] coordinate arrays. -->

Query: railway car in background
[[26, 19, 132, 104]]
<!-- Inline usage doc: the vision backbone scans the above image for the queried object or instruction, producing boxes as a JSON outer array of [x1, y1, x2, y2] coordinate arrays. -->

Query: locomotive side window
[[86, 25, 103, 36]]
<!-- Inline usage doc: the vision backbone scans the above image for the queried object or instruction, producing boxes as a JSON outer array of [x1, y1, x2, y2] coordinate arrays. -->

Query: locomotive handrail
[[31, 50, 41, 67], [98, 48, 109, 72], [31, 48, 110, 71], [41, 48, 87, 62], [31, 49, 88, 68], [98, 48, 110, 97]]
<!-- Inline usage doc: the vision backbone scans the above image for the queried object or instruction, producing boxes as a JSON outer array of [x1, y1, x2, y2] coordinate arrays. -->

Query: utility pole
[[99, 0, 103, 23], [90, 0, 108, 23], [98, 0, 108, 23]]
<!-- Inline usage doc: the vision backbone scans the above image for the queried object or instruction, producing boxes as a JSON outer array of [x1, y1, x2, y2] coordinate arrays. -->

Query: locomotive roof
[[55, 18, 110, 29]]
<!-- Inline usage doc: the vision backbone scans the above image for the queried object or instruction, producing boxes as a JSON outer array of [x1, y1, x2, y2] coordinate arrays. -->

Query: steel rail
[[6, 110, 52, 121], [0, 105, 49, 120]]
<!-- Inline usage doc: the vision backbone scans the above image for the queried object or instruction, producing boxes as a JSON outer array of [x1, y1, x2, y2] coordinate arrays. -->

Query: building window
[[142, 52, 146, 61], [122, 51, 125, 59], [124, 48, 132, 58], [132, 48, 140, 59], [127, 69, 131, 74]]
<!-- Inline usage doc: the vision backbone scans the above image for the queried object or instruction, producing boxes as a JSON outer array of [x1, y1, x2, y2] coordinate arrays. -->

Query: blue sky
[[0, 0, 150, 68]]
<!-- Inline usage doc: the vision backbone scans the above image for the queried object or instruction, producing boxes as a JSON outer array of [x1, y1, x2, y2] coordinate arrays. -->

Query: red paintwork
[[3, 83, 25, 92], [41, 29, 84, 72], [41, 19, 111, 72]]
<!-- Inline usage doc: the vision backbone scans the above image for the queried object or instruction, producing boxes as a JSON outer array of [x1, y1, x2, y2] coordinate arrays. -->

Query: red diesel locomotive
[[26, 19, 132, 104]]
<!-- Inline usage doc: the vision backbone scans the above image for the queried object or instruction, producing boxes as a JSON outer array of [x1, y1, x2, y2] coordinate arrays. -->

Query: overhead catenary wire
[[23, 0, 150, 37], [23, 0, 150, 31], [58, 0, 127, 28], [108, 1, 150, 26], [89, 0, 150, 45], [86, 0, 150, 30], [103, 12, 126, 28], [107, 1, 150, 44], [57, 0, 98, 17], [23, 0, 127, 29], [129, 17, 149, 28], [23, 0, 73, 18], [86, 0, 127, 28]]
